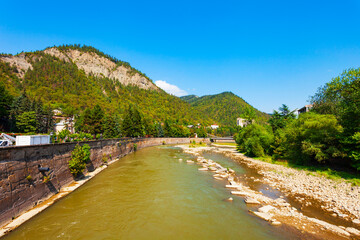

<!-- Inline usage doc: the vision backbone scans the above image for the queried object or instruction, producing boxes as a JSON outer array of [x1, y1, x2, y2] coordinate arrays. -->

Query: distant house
[[187, 125, 194, 128], [53, 109, 75, 134], [298, 104, 313, 115], [210, 124, 219, 129], [236, 118, 253, 127]]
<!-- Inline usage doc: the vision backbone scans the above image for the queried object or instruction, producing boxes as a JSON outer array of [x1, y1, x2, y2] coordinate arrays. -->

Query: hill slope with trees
[[181, 92, 269, 127], [0, 45, 214, 135]]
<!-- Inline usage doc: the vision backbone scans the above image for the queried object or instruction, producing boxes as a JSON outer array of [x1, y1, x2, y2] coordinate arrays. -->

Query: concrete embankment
[[0, 137, 208, 233]]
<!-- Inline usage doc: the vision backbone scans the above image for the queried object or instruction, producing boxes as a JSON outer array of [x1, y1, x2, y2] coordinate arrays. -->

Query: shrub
[[134, 143, 138, 151], [69, 144, 91, 177], [283, 112, 344, 165], [102, 154, 108, 163], [236, 124, 274, 157]]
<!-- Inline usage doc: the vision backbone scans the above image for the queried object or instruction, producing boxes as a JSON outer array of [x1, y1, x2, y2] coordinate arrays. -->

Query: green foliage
[[6, 92, 53, 133], [182, 92, 269, 127], [69, 144, 91, 177], [0, 61, 21, 96], [163, 119, 191, 137], [121, 105, 145, 137], [268, 104, 296, 131], [282, 112, 344, 164], [311, 68, 360, 169], [75, 105, 104, 135], [58, 129, 71, 141], [102, 154, 108, 163], [16, 111, 37, 133], [349, 132, 360, 170], [134, 143, 138, 151], [196, 127, 207, 138], [0, 81, 13, 130], [103, 114, 121, 138], [236, 124, 274, 157], [26, 175, 33, 181], [1, 46, 213, 134]]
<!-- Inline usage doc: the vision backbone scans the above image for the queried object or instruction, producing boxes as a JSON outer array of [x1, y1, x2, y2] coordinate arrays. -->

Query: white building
[[297, 104, 313, 115], [210, 124, 219, 129], [236, 118, 253, 127], [53, 109, 75, 134]]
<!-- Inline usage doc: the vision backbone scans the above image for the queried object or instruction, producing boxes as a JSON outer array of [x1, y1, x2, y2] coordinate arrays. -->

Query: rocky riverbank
[[178, 145, 360, 240]]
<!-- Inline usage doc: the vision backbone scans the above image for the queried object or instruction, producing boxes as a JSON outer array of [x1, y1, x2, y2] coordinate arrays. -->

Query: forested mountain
[[180, 95, 198, 103], [0, 44, 268, 135], [181, 92, 269, 126], [0, 45, 213, 128]]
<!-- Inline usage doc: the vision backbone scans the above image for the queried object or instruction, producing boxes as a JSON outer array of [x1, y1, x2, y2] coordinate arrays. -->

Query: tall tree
[[0, 82, 13, 131], [121, 105, 144, 137], [268, 104, 296, 131], [16, 111, 37, 133]]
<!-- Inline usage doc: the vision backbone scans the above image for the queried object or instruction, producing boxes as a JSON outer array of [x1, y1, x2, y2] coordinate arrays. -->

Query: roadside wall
[[0, 137, 208, 227]]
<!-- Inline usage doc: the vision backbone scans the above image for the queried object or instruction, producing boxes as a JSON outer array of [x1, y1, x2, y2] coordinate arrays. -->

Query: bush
[[69, 144, 91, 177], [283, 112, 344, 165], [102, 154, 108, 163], [236, 124, 274, 157]]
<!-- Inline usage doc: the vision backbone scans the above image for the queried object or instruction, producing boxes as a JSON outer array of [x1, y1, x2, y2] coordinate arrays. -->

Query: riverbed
[[3, 146, 302, 240]]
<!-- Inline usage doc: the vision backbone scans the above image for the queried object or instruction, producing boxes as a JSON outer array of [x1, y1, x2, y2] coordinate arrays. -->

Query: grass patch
[[189, 141, 207, 148], [212, 142, 237, 146], [241, 151, 360, 186]]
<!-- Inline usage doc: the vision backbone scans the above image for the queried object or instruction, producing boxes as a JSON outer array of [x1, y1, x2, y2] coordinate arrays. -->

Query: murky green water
[[4, 146, 296, 240]]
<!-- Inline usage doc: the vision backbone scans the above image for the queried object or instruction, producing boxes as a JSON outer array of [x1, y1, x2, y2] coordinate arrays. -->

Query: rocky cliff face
[[0, 47, 158, 90], [0, 53, 32, 78]]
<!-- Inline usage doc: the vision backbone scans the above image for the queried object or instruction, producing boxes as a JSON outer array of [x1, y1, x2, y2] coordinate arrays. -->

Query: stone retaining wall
[[0, 137, 208, 227]]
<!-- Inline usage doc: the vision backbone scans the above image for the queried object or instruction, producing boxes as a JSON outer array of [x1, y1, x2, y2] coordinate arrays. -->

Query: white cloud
[[155, 80, 188, 97]]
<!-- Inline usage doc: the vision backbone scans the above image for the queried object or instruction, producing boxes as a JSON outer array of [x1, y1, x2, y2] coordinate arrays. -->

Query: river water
[[4, 146, 299, 240]]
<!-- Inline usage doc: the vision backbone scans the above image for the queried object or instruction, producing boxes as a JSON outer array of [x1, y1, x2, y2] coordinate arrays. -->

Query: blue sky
[[1, 0, 360, 113]]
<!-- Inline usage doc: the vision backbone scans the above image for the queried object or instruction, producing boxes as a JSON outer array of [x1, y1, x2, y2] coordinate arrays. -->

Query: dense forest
[[235, 68, 360, 173], [181, 92, 269, 127]]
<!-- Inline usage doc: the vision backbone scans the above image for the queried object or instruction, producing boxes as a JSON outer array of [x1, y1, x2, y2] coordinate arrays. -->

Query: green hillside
[[0, 46, 213, 127], [181, 92, 269, 127]]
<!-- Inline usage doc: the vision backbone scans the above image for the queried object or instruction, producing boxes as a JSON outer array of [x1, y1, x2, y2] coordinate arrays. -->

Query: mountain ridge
[[1, 44, 266, 129], [181, 92, 269, 126]]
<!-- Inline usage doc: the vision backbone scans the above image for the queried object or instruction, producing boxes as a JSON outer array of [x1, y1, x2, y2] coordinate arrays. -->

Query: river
[[3, 146, 300, 239]]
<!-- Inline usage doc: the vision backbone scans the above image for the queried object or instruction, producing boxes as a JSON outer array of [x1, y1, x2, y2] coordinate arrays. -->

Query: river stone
[[198, 168, 208, 171], [186, 160, 194, 164], [244, 197, 260, 205], [271, 221, 282, 226], [251, 211, 273, 221], [346, 227, 360, 236], [353, 219, 360, 225], [231, 191, 249, 196], [258, 205, 275, 213], [226, 184, 242, 189]]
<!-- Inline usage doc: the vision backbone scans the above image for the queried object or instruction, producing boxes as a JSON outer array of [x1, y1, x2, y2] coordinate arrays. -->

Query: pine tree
[[121, 105, 144, 137], [0, 82, 13, 131]]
